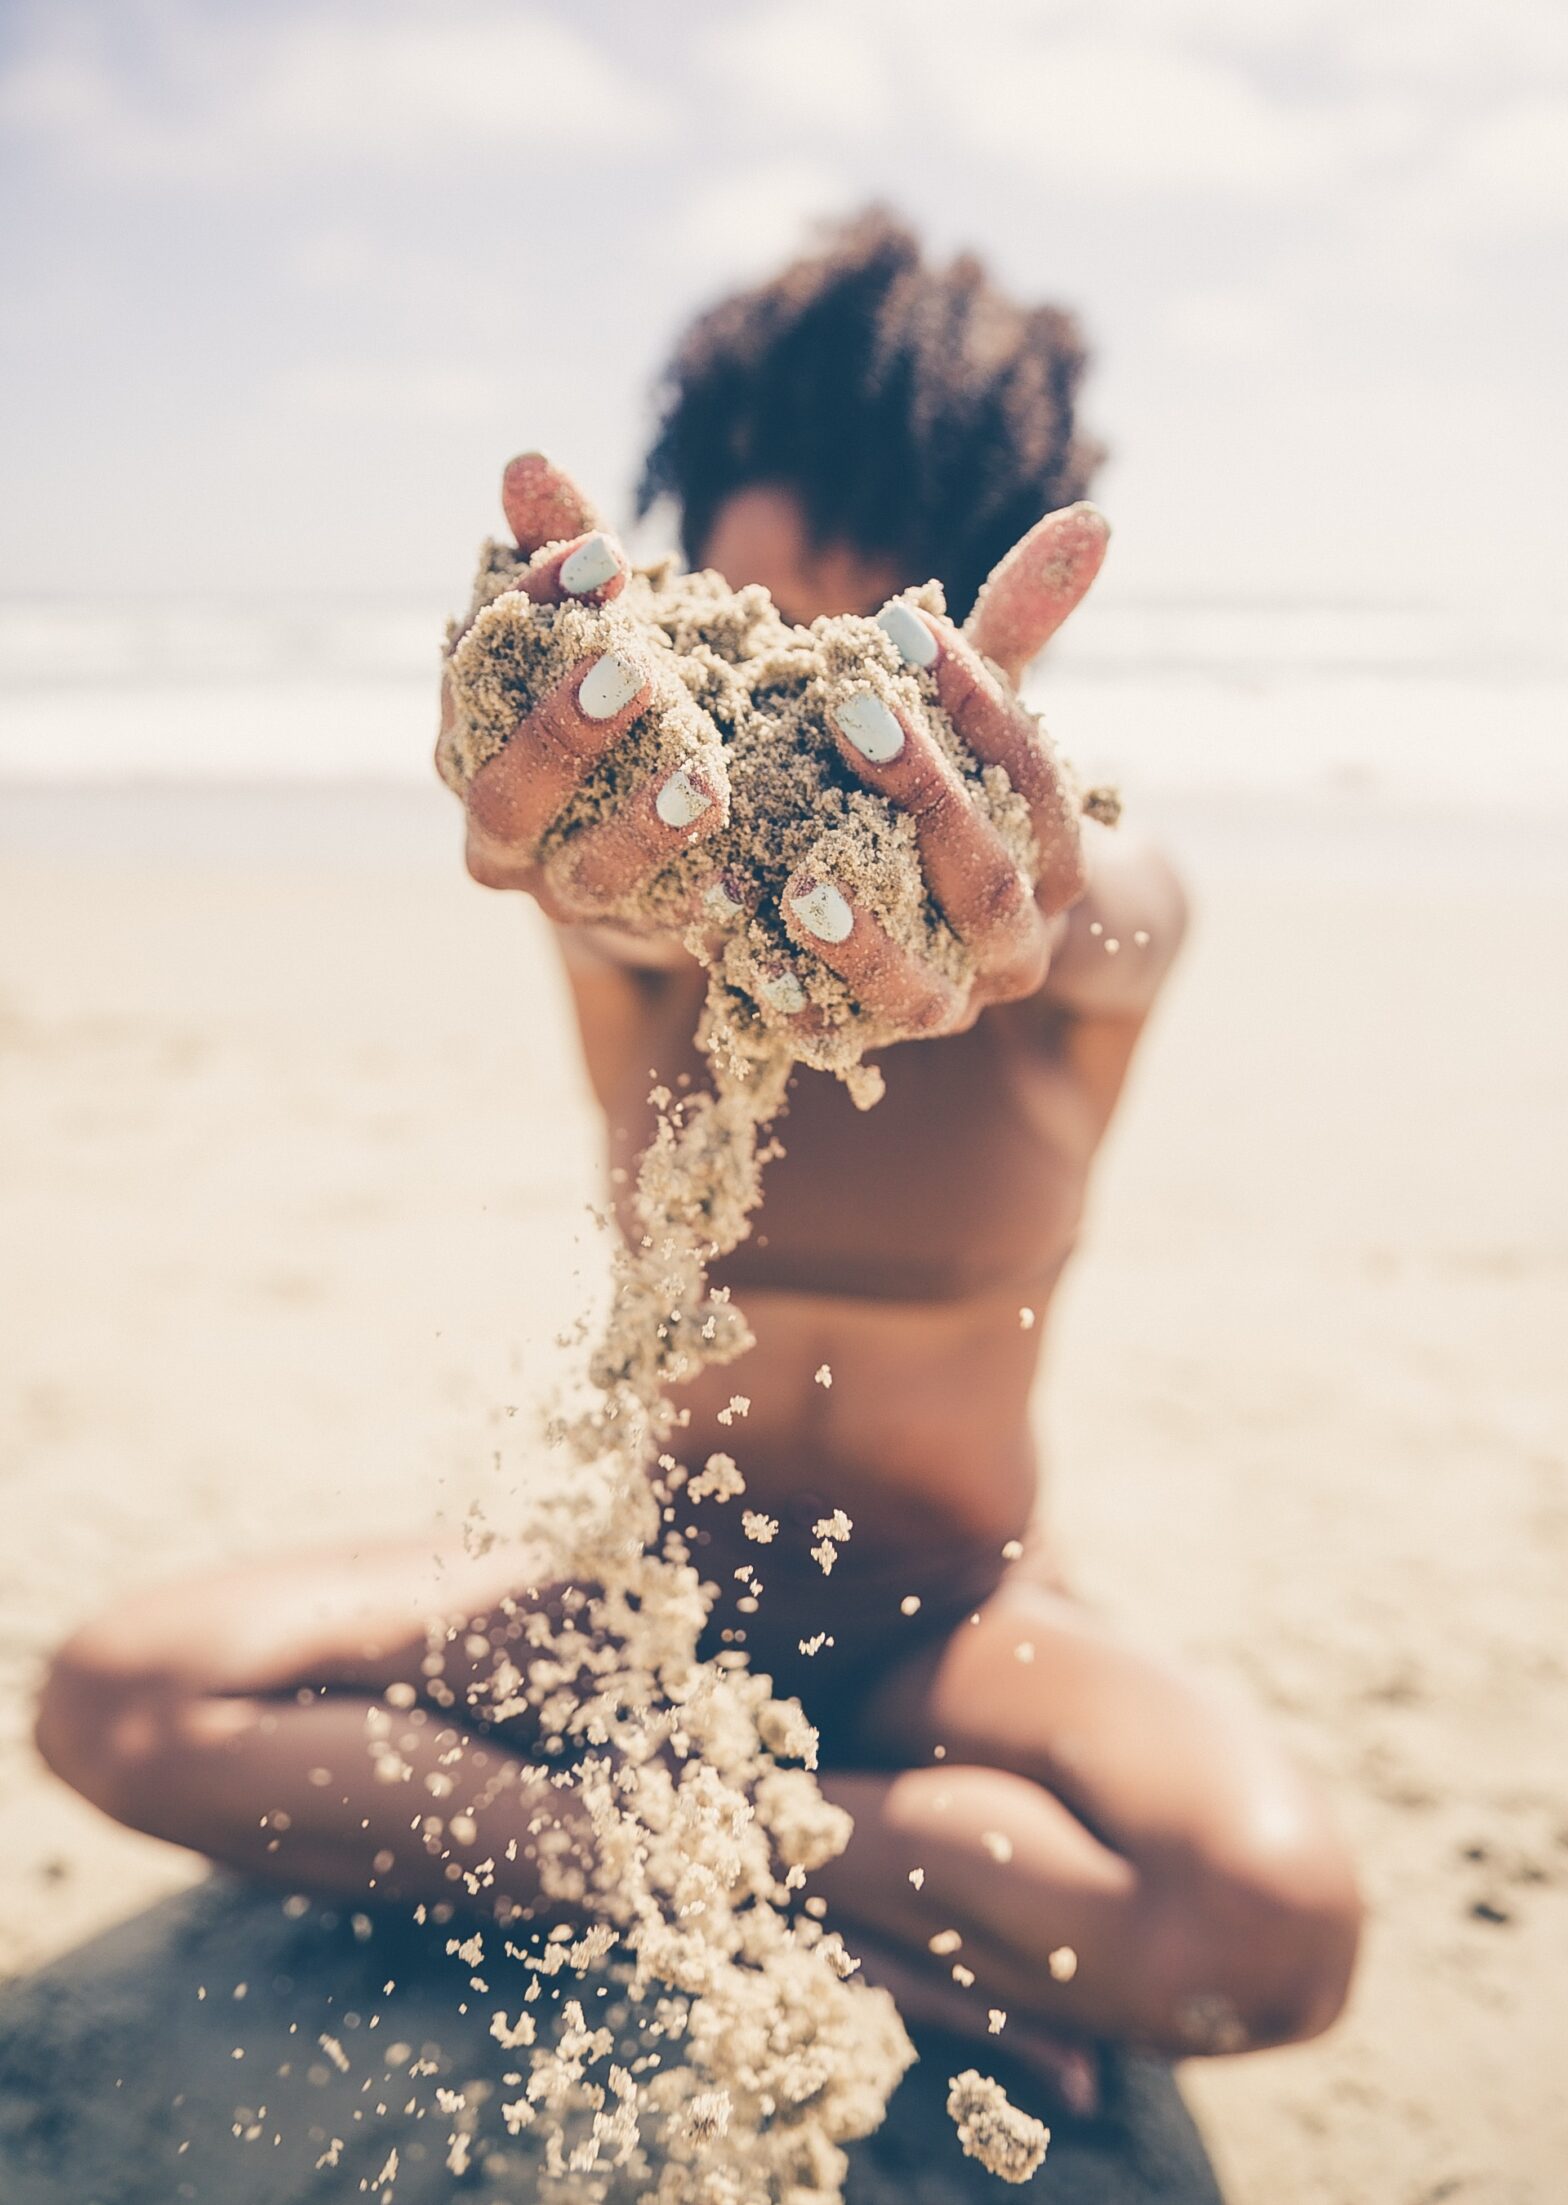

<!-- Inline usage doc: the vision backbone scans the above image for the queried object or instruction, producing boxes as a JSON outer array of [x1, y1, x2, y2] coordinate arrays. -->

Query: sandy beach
[[2, 779, 1564, 2203]]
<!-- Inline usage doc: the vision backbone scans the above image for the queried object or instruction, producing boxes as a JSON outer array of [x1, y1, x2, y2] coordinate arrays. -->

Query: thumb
[[964, 504, 1109, 685], [500, 452, 601, 557]]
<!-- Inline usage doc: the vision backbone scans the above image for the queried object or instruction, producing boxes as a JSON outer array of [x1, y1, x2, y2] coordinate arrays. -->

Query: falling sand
[[429, 533, 1100, 2194], [947, 2071, 1052, 2185]]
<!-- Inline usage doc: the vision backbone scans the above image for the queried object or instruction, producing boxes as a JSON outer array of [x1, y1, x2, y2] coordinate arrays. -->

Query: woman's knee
[[1144, 1796, 1363, 2050], [33, 1549, 375, 1816], [34, 1615, 209, 1827]]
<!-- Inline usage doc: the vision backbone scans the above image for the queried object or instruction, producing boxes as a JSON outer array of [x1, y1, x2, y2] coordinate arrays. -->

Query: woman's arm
[[552, 924, 701, 1117], [1036, 821, 1189, 1020]]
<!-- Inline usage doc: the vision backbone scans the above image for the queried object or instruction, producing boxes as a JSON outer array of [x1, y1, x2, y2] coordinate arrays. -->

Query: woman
[[36, 211, 1360, 2114]]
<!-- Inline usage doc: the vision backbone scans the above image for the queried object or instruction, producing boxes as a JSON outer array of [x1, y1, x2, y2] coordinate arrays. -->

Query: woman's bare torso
[[593, 959, 1112, 1569]]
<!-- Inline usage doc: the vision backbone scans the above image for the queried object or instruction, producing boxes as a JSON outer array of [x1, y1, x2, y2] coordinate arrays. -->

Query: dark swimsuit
[[686, 1483, 1014, 1764]]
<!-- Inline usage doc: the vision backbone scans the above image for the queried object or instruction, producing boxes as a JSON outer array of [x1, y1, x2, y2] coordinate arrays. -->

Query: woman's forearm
[[1036, 823, 1189, 1019], [554, 925, 703, 1117]]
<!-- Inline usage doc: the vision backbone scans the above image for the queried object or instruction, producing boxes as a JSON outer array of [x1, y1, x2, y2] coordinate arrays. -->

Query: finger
[[878, 608, 1086, 918], [463, 828, 543, 897], [826, 687, 1048, 984], [687, 866, 754, 936], [435, 666, 463, 791], [512, 530, 630, 609], [964, 502, 1109, 684], [751, 962, 828, 1027], [546, 753, 729, 915], [781, 869, 963, 1035], [500, 451, 600, 557], [464, 648, 653, 852], [682, 882, 835, 1030]]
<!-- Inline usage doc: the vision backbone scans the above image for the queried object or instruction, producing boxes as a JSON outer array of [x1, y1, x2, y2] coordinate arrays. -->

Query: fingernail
[[876, 602, 937, 669], [832, 691, 904, 764], [655, 766, 712, 829], [704, 874, 745, 921], [560, 532, 620, 596], [787, 877, 853, 944], [758, 970, 807, 1014], [578, 651, 646, 721]]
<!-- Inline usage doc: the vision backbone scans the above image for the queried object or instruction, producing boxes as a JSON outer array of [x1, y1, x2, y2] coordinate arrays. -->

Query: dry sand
[[1, 781, 1564, 2203]]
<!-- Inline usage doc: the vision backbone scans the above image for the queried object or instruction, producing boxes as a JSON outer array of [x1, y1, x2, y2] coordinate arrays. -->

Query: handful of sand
[[442, 541, 1072, 1093]]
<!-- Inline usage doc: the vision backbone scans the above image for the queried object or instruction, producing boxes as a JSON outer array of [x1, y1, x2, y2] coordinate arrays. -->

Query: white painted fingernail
[[787, 878, 853, 944], [832, 691, 904, 763], [560, 532, 620, 597], [876, 602, 937, 668], [578, 651, 646, 721], [655, 766, 711, 829], [704, 875, 745, 921], [759, 971, 807, 1014]]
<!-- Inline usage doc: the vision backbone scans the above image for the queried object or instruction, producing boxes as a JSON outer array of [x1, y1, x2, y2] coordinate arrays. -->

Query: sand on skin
[[0, 782, 1564, 2202]]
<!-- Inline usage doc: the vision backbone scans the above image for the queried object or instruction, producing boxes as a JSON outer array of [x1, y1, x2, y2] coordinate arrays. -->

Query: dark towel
[[0, 1879, 1225, 2204]]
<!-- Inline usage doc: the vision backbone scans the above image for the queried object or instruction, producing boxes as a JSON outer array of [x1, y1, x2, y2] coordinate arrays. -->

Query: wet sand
[[1, 782, 1564, 2203]]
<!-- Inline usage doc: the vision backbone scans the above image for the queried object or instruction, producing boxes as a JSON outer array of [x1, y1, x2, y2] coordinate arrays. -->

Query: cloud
[[698, 6, 898, 136], [1164, 287, 1282, 364], [663, 158, 857, 297], [677, 0, 1445, 204], [930, 31, 1350, 196], [1334, 0, 1568, 90], [283, 223, 400, 294], [1443, 98, 1568, 228], [277, 359, 517, 421], [0, 0, 667, 184], [9, 0, 1562, 234], [678, 0, 1566, 226], [1047, 0, 1568, 93]]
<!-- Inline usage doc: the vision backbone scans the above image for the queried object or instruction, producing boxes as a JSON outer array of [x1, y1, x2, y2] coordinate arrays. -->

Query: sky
[[2, 0, 1565, 611]]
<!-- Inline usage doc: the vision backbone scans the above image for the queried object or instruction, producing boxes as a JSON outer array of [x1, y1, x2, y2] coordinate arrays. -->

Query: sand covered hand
[[778, 505, 1108, 1039], [438, 453, 731, 923]]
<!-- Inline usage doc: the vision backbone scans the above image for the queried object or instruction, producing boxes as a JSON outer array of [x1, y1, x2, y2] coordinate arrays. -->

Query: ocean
[[1, 589, 1564, 831]]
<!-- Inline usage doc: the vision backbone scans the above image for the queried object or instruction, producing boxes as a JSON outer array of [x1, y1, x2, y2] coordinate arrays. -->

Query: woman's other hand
[[777, 505, 1109, 1039], [441, 454, 726, 932]]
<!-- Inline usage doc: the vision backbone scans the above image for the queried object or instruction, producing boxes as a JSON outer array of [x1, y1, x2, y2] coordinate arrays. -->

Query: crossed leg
[[811, 1566, 1361, 2077], [33, 1541, 588, 1912], [35, 1536, 1360, 2087]]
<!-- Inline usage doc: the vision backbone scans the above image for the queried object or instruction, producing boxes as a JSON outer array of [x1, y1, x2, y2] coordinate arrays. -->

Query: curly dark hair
[[637, 208, 1104, 622]]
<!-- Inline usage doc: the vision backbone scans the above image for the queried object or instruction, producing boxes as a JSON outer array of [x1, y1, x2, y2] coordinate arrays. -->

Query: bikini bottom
[[686, 1483, 1014, 1764]]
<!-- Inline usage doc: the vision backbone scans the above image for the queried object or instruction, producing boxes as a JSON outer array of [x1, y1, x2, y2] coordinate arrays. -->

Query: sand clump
[[946, 2070, 1051, 2184], [428, 534, 1096, 2195]]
